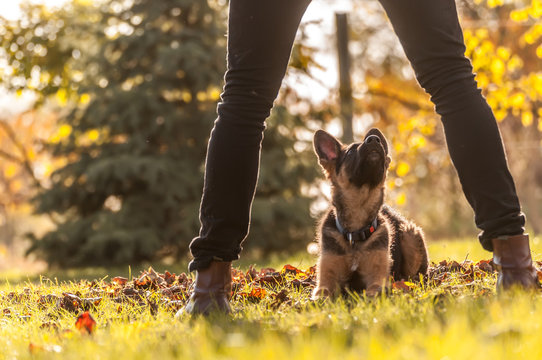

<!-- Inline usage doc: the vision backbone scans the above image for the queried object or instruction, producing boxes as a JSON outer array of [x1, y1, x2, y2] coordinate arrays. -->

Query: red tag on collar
[[369, 226, 375, 233]]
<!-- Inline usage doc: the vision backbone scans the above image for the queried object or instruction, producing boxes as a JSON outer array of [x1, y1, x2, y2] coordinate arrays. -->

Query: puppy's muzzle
[[364, 135, 381, 145]]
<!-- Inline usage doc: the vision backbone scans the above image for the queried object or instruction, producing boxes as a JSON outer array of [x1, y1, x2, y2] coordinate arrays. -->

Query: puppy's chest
[[320, 223, 389, 258]]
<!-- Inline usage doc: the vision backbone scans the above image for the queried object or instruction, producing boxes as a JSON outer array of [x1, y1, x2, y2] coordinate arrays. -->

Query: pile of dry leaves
[[2, 258, 541, 337]]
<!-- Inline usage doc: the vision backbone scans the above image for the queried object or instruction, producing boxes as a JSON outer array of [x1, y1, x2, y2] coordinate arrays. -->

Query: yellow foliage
[[396, 192, 406, 206], [0, 110, 60, 211], [494, 109, 507, 122], [80, 93, 91, 105], [522, 111, 534, 127], [209, 87, 221, 101], [510, 9, 529, 22], [27, 149, 36, 161], [196, 91, 207, 102], [496, 47, 511, 61], [420, 125, 434, 136], [480, 40, 494, 54], [87, 129, 100, 142], [40, 72, 51, 84], [475, 29, 489, 39], [487, 0, 504, 7], [58, 124, 72, 138], [507, 55, 523, 73], [408, 135, 426, 149], [387, 180, 395, 190], [524, 24, 542, 45], [532, 74, 542, 95], [396, 162, 410, 177], [509, 93, 526, 109], [56, 89, 68, 106], [4, 164, 17, 179], [181, 91, 192, 103], [9, 180, 23, 193], [490, 58, 505, 79], [475, 72, 489, 88]]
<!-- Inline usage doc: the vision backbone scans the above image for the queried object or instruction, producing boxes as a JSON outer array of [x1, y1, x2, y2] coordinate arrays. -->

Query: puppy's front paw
[[311, 287, 332, 300]]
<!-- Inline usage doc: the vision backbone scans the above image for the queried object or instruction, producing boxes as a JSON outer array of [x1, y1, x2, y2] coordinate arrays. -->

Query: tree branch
[[0, 148, 23, 163], [367, 88, 433, 112], [0, 118, 43, 191]]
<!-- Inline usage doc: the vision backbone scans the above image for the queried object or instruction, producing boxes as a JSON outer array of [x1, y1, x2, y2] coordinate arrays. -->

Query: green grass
[[1, 237, 542, 359]]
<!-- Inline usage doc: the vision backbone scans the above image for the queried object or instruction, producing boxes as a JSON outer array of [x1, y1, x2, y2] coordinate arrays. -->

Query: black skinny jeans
[[188, 0, 525, 272]]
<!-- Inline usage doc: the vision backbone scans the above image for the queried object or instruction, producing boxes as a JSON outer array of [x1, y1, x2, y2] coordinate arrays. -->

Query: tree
[[1, 0, 322, 266], [21, 0, 227, 266]]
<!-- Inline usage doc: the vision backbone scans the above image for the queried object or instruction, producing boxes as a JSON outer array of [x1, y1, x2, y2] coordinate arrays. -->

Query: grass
[[1, 237, 542, 359]]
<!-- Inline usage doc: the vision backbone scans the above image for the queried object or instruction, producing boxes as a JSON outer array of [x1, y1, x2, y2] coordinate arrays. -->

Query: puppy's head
[[313, 128, 391, 188]]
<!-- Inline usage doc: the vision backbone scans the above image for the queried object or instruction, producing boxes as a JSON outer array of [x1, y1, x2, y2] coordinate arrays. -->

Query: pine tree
[[27, 0, 226, 266]]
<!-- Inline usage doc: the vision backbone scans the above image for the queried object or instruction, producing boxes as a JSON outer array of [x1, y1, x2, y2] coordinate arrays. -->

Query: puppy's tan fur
[[312, 129, 428, 299]]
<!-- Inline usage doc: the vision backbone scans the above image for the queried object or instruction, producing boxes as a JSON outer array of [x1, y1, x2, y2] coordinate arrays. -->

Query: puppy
[[312, 128, 428, 298]]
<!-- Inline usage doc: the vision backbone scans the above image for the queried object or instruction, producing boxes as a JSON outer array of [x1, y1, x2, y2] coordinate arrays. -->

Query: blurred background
[[0, 0, 540, 272]]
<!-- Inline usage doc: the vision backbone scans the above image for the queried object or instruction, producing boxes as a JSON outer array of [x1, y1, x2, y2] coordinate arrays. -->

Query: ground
[[1, 238, 542, 359]]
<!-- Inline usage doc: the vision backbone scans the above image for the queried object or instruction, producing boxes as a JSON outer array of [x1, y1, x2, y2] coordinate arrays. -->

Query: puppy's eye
[[346, 147, 356, 156]]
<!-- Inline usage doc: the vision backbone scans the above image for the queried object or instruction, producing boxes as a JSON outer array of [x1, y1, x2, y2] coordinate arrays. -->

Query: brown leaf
[[38, 294, 60, 309], [81, 297, 102, 311], [449, 261, 462, 272], [164, 271, 177, 285], [121, 287, 140, 297], [177, 273, 190, 286], [476, 259, 494, 273], [255, 272, 284, 286], [270, 289, 289, 309], [60, 293, 81, 312], [232, 268, 248, 284], [75, 311, 96, 334], [246, 265, 258, 281], [134, 267, 166, 289], [291, 278, 315, 289], [392, 280, 413, 292], [112, 277, 128, 286], [282, 264, 302, 275], [237, 287, 267, 302]]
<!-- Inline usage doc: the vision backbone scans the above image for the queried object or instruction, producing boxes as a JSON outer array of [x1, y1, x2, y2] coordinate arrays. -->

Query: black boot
[[176, 261, 232, 317], [492, 234, 539, 290]]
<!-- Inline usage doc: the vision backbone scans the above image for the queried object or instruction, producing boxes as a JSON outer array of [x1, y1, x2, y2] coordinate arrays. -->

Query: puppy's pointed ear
[[364, 128, 388, 154], [314, 130, 342, 173]]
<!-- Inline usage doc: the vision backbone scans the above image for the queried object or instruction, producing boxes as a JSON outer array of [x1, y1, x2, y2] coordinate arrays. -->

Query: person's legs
[[183, 0, 311, 314], [377, 0, 536, 289]]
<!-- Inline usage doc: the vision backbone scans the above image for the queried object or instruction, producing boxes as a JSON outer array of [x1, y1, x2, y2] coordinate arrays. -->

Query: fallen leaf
[[392, 281, 413, 292], [237, 287, 267, 302], [270, 289, 289, 309], [112, 277, 128, 286], [75, 311, 96, 334]]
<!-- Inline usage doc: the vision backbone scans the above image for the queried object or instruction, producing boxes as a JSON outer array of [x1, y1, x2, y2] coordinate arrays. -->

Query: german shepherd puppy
[[312, 128, 428, 299]]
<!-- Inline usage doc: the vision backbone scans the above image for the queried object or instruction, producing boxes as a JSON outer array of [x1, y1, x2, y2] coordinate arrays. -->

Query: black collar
[[335, 215, 378, 246]]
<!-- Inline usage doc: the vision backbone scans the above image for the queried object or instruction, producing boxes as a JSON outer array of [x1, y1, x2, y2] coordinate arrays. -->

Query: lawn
[[1, 237, 542, 359]]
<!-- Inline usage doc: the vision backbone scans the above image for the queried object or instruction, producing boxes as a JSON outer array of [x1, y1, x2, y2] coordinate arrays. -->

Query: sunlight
[[1, 0, 69, 20]]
